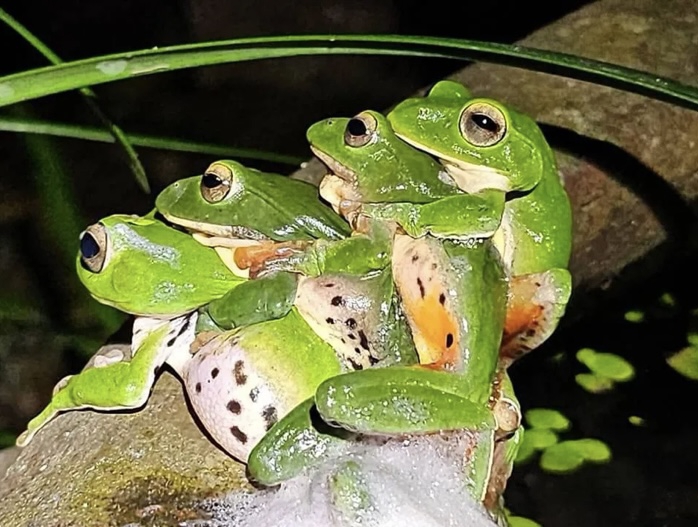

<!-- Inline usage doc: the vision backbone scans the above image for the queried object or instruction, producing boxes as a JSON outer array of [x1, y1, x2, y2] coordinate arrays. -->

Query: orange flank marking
[[500, 275, 544, 363], [401, 287, 460, 370]]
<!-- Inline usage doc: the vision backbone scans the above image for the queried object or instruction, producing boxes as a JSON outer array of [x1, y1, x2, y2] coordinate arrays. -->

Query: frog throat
[[391, 133, 511, 193]]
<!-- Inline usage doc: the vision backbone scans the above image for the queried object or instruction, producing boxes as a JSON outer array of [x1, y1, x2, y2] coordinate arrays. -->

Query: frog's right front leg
[[17, 315, 196, 446]]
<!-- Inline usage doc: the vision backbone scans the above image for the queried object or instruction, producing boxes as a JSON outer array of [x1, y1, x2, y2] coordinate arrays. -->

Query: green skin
[[154, 161, 423, 484], [386, 81, 572, 363], [15, 212, 349, 462], [258, 105, 539, 503]]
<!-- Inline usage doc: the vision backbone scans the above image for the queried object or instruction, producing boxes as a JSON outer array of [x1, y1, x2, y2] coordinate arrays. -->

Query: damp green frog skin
[[17, 215, 348, 464], [156, 160, 418, 371], [387, 80, 573, 364]]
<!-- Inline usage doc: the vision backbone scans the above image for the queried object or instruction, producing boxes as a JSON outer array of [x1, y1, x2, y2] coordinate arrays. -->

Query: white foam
[[197, 433, 497, 527]]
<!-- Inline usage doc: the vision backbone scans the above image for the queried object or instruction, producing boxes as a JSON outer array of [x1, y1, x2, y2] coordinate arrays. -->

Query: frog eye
[[344, 112, 378, 148], [79, 223, 108, 273], [201, 162, 233, 203], [459, 102, 507, 147]]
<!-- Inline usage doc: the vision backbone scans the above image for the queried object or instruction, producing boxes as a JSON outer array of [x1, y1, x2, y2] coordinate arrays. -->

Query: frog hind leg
[[500, 268, 571, 367], [17, 315, 195, 446], [315, 367, 495, 436], [391, 235, 461, 369], [247, 397, 352, 486]]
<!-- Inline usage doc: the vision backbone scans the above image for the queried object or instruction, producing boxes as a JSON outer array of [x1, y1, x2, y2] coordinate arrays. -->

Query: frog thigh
[[390, 234, 460, 368], [17, 315, 195, 446], [315, 367, 495, 436], [500, 268, 572, 367]]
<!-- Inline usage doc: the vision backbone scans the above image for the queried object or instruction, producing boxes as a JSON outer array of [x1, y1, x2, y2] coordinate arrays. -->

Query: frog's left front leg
[[500, 268, 572, 367], [17, 315, 196, 446], [362, 190, 505, 240]]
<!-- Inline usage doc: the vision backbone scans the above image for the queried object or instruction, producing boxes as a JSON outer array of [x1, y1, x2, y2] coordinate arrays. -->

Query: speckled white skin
[[295, 273, 386, 371], [182, 331, 286, 462]]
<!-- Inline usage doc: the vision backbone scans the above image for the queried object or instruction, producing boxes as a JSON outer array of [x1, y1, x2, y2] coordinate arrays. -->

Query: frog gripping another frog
[[18, 81, 572, 524]]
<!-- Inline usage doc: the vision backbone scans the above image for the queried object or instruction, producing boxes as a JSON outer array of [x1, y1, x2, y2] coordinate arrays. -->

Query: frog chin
[[441, 161, 511, 194]]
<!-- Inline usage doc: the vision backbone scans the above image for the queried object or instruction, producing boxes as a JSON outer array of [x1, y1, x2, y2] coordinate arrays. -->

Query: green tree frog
[[387, 80, 573, 365]]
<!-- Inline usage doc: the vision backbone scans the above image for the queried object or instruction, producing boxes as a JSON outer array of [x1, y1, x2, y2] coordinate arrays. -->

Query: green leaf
[[540, 442, 585, 473], [576, 348, 635, 382], [507, 516, 542, 527], [524, 428, 559, 450], [666, 346, 698, 381], [569, 438, 612, 463], [575, 372, 615, 393], [0, 36, 696, 110], [0, 7, 150, 193], [0, 116, 304, 166], [524, 408, 571, 431], [624, 309, 645, 323]]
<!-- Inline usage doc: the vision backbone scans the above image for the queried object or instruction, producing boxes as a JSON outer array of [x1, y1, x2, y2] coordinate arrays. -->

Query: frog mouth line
[[310, 146, 356, 182], [158, 212, 269, 243]]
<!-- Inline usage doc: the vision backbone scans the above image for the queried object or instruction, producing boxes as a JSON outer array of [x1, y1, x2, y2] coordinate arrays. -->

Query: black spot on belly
[[417, 278, 425, 298], [325, 283, 335, 288], [234, 360, 247, 385], [358, 330, 370, 351], [231, 426, 248, 444], [331, 296, 343, 306], [262, 406, 278, 431], [227, 400, 241, 414], [525, 327, 537, 337], [354, 347, 361, 354], [348, 333, 356, 340], [432, 263, 437, 270], [346, 318, 357, 329], [369, 356, 380, 365], [211, 368, 219, 379], [249, 387, 259, 402], [166, 336, 176, 347], [412, 254, 419, 262], [446, 333, 454, 348], [439, 293, 446, 305], [348, 357, 364, 370], [195, 382, 202, 393], [326, 317, 335, 324]]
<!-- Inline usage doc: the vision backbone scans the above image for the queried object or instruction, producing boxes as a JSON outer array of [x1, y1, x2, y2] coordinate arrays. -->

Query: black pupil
[[472, 113, 500, 133], [346, 118, 367, 137], [202, 172, 223, 188], [80, 233, 100, 259]]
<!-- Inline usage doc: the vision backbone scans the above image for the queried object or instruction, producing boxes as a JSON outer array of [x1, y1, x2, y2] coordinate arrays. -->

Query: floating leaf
[[576, 349, 634, 382], [658, 292, 676, 308], [568, 438, 612, 463], [508, 516, 542, 527], [624, 310, 645, 323], [666, 346, 698, 380], [540, 442, 585, 473], [524, 428, 559, 450], [514, 433, 537, 464], [575, 372, 615, 393], [525, 408, 571, 431], [628, 415, 646, 426]]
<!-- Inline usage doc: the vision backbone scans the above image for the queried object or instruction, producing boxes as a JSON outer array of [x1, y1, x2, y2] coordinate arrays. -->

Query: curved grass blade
[[0, 116, 305, 165], [0, 35, 695, 111], [0, 7, 150, 193]]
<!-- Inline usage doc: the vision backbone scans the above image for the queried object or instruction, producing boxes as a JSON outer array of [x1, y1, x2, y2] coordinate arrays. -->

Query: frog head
[[77, 214, 241, 316], [387, 80, 549, 193], [307, 110, 459, 215], [155, 159, 349, 243]]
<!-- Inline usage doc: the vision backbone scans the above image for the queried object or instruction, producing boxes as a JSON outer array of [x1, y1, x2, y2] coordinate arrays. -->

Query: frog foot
[[234, 241, 311, 278], [500, 268, 571, 367]]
